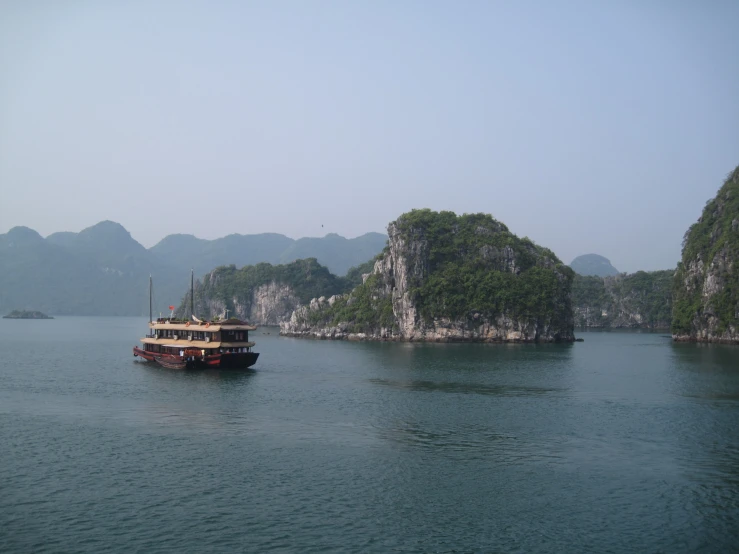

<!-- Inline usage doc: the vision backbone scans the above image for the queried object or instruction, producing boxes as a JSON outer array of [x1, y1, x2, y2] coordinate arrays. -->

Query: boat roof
[[150, 320, 257, 331], [142, 338, 255, 348]]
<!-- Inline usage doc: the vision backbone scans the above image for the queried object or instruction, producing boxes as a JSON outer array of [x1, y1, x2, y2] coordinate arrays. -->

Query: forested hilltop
[[570, 254, 620, 277], [178, 258, 375, 325], [281, 209, 575, 342], [672, 165, 739, 342], [572, 271, 674, 329]]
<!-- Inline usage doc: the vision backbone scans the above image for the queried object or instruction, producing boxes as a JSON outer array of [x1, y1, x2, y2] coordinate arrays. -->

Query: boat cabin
[[140, 317, 257, 357]]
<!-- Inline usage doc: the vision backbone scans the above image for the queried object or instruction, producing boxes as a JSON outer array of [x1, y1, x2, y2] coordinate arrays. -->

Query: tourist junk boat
[[133, 274, 259, 370]]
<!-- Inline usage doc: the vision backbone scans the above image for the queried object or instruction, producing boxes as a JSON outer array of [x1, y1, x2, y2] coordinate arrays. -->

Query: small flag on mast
[[169, 305, 175, 310]]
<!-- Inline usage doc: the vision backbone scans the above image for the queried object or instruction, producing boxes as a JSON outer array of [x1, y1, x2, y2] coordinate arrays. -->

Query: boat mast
[[149, 275, 153, 324], [190, 268, 194, 319]]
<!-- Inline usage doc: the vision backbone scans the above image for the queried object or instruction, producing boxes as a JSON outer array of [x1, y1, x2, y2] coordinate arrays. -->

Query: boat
[[133, 273, 260, 370]]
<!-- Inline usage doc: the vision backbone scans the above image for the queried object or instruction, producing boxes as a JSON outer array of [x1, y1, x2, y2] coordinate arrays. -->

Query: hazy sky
[[1, 1, 737, 272]]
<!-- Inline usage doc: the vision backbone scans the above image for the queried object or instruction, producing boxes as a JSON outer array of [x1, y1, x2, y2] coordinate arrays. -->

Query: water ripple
[[1, 319, 738, 552], [368, 377, 562, 397]]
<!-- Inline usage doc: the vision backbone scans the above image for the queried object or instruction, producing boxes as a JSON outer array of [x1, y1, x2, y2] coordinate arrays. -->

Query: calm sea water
[[1, 317, 738, 553]]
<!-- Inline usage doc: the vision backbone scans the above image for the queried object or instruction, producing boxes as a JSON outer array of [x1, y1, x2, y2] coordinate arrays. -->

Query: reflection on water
[[669, 342, 739, 402], [368, 377, 562, 397], [377, 419, 522, 454], [140, 360, 257, 383], [671, 340, 739, 372], [359, 340, 576, 367], [132, 360, 259, 435], [138, 404, 253, 434]]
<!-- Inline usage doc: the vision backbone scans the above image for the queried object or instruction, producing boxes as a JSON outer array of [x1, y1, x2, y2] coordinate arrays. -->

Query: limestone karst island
[[280, 210, 574, 342], [672, 165, 739, 343]]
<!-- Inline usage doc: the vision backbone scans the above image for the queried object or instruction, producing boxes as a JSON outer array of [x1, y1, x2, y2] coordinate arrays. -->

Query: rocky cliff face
[[196, 277, 300, 326], [672, 165, 739, 342], [281, 210, 575, 342], [183, 258, 349, 326], [572, 271, 673, 329]]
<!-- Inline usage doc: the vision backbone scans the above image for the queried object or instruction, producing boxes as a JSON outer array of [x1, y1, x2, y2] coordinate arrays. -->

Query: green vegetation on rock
[[397, 210, 572, 325], [672, 165, 739, 338], [296, 209, 574, 340], [572, 271, 673, 328], [306, 273, 395, 333], [343, 256, 381, 290], [181, 258, 377, 321], [209, 258, 344, 303]]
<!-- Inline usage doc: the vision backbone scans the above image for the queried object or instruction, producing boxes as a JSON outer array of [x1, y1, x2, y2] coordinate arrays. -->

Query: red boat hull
[[204, 351, 259, 369], [133, 347, 258, 370], [133, 346, 156, 362]]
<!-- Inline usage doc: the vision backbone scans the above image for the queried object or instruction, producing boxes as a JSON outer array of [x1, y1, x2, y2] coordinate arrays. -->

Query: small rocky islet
[[3, 310, 54, 319]]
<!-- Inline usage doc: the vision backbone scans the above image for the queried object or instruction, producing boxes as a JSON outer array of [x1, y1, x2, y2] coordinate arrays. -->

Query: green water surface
[[1, 318, 738, 553]]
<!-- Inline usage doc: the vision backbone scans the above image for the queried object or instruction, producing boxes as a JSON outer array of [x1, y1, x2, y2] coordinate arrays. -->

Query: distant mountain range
[[570, 254, 620, 277], [0, 221, 387, 316], [149, 230, 386, 278]]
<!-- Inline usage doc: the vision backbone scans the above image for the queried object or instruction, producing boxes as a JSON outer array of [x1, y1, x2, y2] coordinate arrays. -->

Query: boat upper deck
[[141, 337, 255, 349], [149, 322, 257, 332], [149, 317, 257, 332]]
